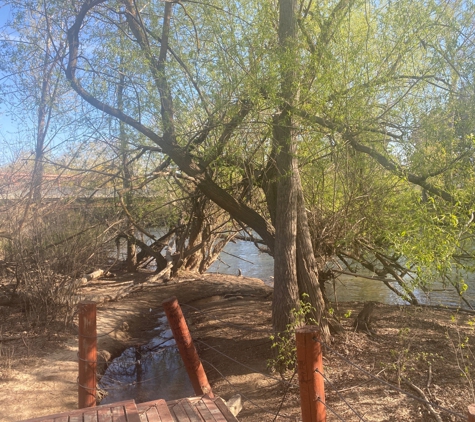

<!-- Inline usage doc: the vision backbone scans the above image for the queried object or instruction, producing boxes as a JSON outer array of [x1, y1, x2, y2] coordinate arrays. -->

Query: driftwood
[[108, 265, 172, 301], [75, 262, 174, 304], [76, 269, 115, 285], [353, 302, 376, 334]]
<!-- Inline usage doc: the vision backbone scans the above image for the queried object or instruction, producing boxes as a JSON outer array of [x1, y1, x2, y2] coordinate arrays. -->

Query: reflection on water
[[208, 240, 274, 284], [208, 240, 475, 309], [99, 314, 194, 404]]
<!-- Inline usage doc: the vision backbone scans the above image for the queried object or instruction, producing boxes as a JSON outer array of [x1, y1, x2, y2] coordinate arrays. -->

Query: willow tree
[[61, 0, 475, 334], [61, 0, 329, 334], [293, 0, 475, 305]]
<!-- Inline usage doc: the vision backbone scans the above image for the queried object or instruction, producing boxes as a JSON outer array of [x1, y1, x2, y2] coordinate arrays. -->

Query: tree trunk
[[271, 0, 302, 334], [65, 0, 329, 338], [117, 61, 136, 272], [272, 110, 300, 333], [295, 172, 331, 339]]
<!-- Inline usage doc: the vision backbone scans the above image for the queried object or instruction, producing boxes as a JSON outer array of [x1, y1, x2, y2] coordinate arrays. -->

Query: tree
[[0, 1, 71, 207], [55, 0, 475, 332]]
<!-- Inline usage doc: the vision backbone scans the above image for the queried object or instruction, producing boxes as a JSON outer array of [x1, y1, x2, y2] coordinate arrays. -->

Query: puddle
[[99, 312, 194, 404]]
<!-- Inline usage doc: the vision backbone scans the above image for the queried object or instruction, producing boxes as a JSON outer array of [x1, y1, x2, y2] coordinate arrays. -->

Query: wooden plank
[[137, 399, 176, 422], [200, 397, 226, 422], [155, 400, 176, 422], [211, 398, 239, 422], [145, 405, 163, 422], [83, 409, 99, 422], [18, 400, 138, 422], [138, 409, 149, 422], [178, 399, 202, 422], [16, 396, 238, 422], [123, 402, 142, 422], [111, 404, 127, 422], [169, 401, 191, 422], [97, 406, 112, 422], [194, 400, 215, 421]]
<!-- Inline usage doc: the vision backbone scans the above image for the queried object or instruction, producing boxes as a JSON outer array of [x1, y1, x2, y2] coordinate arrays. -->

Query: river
[[100, 235, 474, 405], [208, 240, 475, 309], [122, 231, 475, 308]]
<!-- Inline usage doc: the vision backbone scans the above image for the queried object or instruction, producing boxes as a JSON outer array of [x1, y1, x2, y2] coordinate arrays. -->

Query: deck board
[[177, 400, 202, 422], [137, 399, 175, 422], [201, 398, 226, 422], [18, 396, 238, 422]]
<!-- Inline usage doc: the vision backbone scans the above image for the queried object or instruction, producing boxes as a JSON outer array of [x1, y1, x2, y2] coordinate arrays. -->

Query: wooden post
[[296, 325, 326, 422], [78, 301, 97, 408], [162, 296, 214, 398], [468, 404, 475, 422]]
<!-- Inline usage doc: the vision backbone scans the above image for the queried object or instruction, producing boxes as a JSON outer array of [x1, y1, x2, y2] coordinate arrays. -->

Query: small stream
[[99, 314, 194, 404]]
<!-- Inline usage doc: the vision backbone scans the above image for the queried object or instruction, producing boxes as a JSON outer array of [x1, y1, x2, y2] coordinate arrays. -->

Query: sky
[[0, 2, 19, 145]]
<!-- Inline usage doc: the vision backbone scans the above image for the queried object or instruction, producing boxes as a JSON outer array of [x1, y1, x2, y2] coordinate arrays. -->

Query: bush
[[2, 202, 110, 328]]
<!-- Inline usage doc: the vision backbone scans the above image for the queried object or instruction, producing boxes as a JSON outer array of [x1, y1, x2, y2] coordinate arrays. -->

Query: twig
[[402, 377, 442, 422]]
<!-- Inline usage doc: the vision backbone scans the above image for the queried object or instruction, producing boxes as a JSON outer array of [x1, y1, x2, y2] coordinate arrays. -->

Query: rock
[[225, 394, 242, 417]]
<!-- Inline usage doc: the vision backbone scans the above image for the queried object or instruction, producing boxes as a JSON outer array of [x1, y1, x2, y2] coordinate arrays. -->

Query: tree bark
[[272, 111, 299, 333], [270, 0, 302, 333], [117, 65, 136, 272], [295, 172, 331, 338]]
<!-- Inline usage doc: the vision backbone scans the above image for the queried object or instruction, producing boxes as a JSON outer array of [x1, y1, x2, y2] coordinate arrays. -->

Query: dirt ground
[[1, 272, 475, 422]]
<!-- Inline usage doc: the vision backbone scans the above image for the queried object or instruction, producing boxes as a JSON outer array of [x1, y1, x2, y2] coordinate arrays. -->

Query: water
[[208, 240, 274, 284], [99, 314, 194, 404], [119, 227, 474, 308], [208, 240, 475, 309], [101, 237, 474, 405]]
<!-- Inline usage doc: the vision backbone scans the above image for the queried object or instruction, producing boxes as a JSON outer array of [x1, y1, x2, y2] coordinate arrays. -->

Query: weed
[[267, 293, 317, 377], [447, 314, 475, 402]]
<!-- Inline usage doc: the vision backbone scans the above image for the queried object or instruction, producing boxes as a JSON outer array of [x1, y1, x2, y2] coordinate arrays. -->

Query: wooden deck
[[18, 396, 239, 422]]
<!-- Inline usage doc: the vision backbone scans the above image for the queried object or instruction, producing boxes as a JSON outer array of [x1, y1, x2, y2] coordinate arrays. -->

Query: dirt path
[[0, 273, 271, 421], [1, 273, 475, 422]]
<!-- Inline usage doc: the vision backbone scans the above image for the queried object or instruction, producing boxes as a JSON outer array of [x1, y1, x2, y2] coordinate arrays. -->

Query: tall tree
[[60, 0, 475, 333]]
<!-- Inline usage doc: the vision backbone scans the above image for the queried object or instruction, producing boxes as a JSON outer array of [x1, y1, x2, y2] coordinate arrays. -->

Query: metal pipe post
[[78, 301, 97, 408], [296, 325, 326, 422], [162, 296, 213, 398]]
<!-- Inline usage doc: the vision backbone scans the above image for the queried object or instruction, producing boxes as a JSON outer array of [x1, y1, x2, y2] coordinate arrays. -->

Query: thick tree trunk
[[270, 0, 301, 333], [272, 110, 300, 333], [65, 0, 328, 338]]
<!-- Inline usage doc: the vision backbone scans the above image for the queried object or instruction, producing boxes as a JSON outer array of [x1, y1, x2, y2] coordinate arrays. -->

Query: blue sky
[[0, 2, 18, 143]]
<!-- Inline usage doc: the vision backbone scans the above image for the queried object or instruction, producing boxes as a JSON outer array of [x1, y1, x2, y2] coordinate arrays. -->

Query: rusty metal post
[[468, 404, 475, 422], [78, 301, 97, 408], [162, 296, 214, 398], [296, 325, 326, 422]]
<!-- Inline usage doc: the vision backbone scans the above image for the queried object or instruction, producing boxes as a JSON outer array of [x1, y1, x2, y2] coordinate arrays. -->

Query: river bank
[[0, 272, 474, 421]]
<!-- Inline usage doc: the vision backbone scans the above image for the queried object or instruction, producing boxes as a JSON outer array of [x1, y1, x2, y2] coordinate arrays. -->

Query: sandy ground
[[1, 272, 475, 422]]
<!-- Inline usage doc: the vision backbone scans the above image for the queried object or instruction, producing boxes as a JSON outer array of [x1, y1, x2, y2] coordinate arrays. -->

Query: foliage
[[1, 0, 475, 330], [267, 293, 317, 376]]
